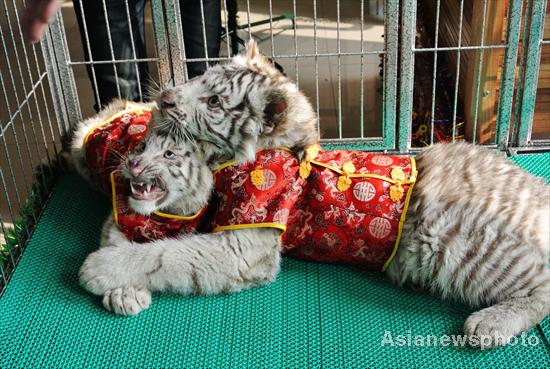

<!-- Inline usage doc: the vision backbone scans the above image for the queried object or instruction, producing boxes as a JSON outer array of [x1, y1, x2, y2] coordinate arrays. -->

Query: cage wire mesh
[[0, 0, 64, 293], [0, 0, 549, 295]]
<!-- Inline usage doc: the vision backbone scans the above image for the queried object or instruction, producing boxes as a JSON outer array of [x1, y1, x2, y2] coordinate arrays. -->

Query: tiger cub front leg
[[145, 229, 282, 295], [80, 225, 282, 316], [79, 218, 157, 315]]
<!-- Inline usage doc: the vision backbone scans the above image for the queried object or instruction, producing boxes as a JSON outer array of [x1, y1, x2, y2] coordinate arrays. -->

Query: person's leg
[[72, 0, 148, 110], [179, 0, 221, 78]]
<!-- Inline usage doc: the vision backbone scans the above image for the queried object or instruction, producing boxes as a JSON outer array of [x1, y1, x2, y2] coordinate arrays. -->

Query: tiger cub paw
[[103, 287, 151, 316], [464, 308, 520, 348]]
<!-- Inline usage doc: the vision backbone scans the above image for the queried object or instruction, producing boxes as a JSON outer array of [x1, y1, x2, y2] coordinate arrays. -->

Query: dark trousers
[[73, 0, 221, 110]]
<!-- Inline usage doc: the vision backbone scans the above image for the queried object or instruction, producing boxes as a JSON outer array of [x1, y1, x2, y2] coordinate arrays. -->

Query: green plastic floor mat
[[1, 153, 549, 368]]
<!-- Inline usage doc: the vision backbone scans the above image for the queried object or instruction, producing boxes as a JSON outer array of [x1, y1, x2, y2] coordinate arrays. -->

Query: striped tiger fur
[[387, 142, 549, 346]]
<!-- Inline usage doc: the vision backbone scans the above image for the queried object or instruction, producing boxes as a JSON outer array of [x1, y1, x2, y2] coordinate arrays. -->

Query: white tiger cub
[[79, 41, 549, 347], [72, 100, 280, 315], [93, 131, 215, 315]]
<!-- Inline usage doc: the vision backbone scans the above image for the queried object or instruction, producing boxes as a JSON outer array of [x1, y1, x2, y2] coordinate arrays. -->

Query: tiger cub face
[[123, 131, 213, 216], [155, 40, 319, 166]]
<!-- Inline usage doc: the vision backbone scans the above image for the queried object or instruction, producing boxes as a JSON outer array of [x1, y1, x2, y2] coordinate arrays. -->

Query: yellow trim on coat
[[212, 160, 237, 175], [213, 222, 287, 233], [110, 171, 119, 224], [381, 156, 418, 271], [277, 146, 293, 153], [212, 146, 415, 186], [153, 208, 204, 220], [309, 159, 416, 185]]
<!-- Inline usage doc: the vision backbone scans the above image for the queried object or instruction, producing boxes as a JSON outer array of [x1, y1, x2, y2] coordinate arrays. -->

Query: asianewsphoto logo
[[380, 330, 541, 349]]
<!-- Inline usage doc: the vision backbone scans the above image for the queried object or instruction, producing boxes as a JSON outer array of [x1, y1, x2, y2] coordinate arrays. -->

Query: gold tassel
[[390, 166, 405, 182], [389, 166, 406, 201], [389, 185, 404, 202], [299, 161, 312, 179], [337, 161, 356, 191], [337, 176, 352, 191], [250, 167, 265, 188], [305, 144, 320, 159], [299, 144, 321, 179]]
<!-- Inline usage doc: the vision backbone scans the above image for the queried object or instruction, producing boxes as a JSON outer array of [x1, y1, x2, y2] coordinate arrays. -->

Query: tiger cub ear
[[246, 39, 260, 60], [245, 39, 271, 65], [263, 91, 287, 132]]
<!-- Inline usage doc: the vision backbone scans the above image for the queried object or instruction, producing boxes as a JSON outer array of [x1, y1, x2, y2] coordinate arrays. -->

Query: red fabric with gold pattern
[[211, 147, 416, 270], [84, 108, 152, 193], [83, 104, 208, 243], [110, 172, 206, 243]]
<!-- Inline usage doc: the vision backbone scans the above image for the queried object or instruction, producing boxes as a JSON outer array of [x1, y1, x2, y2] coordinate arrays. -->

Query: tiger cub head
[[122, 130, 213, 216], [155, 40, 319, 166]]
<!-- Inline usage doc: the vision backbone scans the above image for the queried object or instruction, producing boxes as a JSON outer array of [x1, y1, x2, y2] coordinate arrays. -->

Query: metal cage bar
[[428, 0, 441, 145], [382, 0, 399, 150], [471, 0, 488, 145], [46, 12, 81, 131], [0, 0, 65, 296], [495, 0, 523, 150], [398, 0, 416, 152], [451, 0, 465, 143], [149, 0, 189, 87], [515, 0, 548, 148]]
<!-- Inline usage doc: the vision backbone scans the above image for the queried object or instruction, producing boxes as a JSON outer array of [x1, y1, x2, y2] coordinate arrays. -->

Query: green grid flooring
[[1, 153, 549, 368]]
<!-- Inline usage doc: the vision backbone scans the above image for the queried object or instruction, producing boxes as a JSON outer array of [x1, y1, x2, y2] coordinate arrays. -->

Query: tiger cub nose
[[129, 159, 143, 176], [160, 90, 176, 109]]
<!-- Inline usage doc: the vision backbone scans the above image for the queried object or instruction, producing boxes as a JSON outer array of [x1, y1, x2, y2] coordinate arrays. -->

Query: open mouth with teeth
[[130, 179, 167, 201]]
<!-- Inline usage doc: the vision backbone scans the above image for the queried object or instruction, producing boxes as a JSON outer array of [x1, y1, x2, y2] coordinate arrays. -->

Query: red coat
[[211, 146, 417, 271], [84, 102, 152, 193]]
